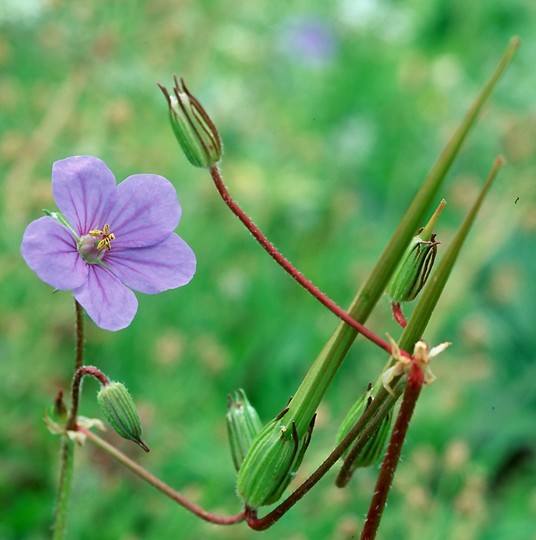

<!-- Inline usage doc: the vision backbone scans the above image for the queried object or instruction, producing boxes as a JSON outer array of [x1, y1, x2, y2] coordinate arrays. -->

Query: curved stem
[[51, 299, 86, 537], [80, 427, 245, 525], [209, 165, 410, 360], [391, 302, 407, 328], [67, 365, 110, 432]]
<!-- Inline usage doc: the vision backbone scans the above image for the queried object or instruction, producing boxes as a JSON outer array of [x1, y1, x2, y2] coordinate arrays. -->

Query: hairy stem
[[66, 302, 89, 430], [51, 437, 74, 540], [51, 299, 86, 537], [74, 299, 84, 372], [209, 165, 409, 359], [361, 365, 424, 540]]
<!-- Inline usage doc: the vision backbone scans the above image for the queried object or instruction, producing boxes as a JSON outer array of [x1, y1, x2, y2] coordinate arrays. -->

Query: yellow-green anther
[[336, 384, 392, 469], [97, 381, 149, 452], [159, 76, 222, 168], [226, 389, 263, 472], [236, 411, 315, 508], [386, 200, 446, 303]]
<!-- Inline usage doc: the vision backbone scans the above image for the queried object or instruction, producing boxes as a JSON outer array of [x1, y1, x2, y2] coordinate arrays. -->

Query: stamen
[[89, 224, 115, 251]]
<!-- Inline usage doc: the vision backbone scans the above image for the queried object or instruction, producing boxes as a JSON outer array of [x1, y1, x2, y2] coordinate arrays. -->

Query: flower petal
[[105, 174, 181, 248], [105, 233, 196, 294], [73, 266, 138, 331], [52, 156, 117, 235], [21, 216, 87, 290]]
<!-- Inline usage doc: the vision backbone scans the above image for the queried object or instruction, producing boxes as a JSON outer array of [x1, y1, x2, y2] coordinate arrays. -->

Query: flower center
[[78, 224, 115, 264], [89, 224, 116, 250]]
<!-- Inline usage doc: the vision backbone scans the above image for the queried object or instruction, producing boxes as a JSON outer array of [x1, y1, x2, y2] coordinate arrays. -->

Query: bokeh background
[[1, 1, 535, 539]]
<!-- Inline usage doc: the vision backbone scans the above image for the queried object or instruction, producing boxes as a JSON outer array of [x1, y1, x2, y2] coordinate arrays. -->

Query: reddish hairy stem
[[80, 427, 245, 525], [66, 300, 87, 430], [74, 299, 84, 371], [209, 166, 410, 359], [360, 365, 424, 540]]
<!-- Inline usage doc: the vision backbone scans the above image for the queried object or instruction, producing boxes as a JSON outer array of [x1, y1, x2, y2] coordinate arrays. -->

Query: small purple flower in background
[[281, 18, 336, 67], [21, 156, 196, 331]]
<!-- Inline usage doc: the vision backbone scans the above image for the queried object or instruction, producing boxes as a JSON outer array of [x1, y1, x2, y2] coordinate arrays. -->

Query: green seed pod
[[335, 384, 392, 469], [159, 77, 222, 168], [386, 200, 446, 303], [348, 411, 392, 469], [336, 384, 373, 454], [226, 389, 263, 472], [386, 232, 438, 302], [236, 411, 315, 508], [97, 382, 149, 452]]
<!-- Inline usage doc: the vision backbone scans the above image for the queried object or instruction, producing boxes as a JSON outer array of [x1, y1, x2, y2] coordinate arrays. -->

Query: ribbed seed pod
[[336, 384, 392, 469], [159, 77, 222, 168], [226, 389, 263, 472], [386, 200, 445, 303], [97, 382, 149, 452], [386, 232, 439, 303], [347, 411, 392, 469], [236, 412, 315, 508]]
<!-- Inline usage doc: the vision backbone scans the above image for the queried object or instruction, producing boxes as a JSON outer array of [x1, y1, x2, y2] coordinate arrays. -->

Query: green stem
[[52, 438, 74, 540], [52, 299, 86, 537]]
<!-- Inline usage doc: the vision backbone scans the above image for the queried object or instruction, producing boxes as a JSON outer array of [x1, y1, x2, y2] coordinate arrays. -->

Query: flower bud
[[335, 384, 392, 469], [226, 389, 263, 472], [159, 76, 222, 168], [50, 389, 68, 424], [236, 411, 315, 508], [97, 381, 149, 452], [386, 200, 446, 303]]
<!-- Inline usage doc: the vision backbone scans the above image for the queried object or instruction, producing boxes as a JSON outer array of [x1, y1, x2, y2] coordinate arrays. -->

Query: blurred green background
[[1, 0, 535, 539]]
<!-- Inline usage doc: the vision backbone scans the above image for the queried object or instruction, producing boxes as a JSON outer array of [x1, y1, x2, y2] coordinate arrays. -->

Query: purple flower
[[21, 156, 196, 331]]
